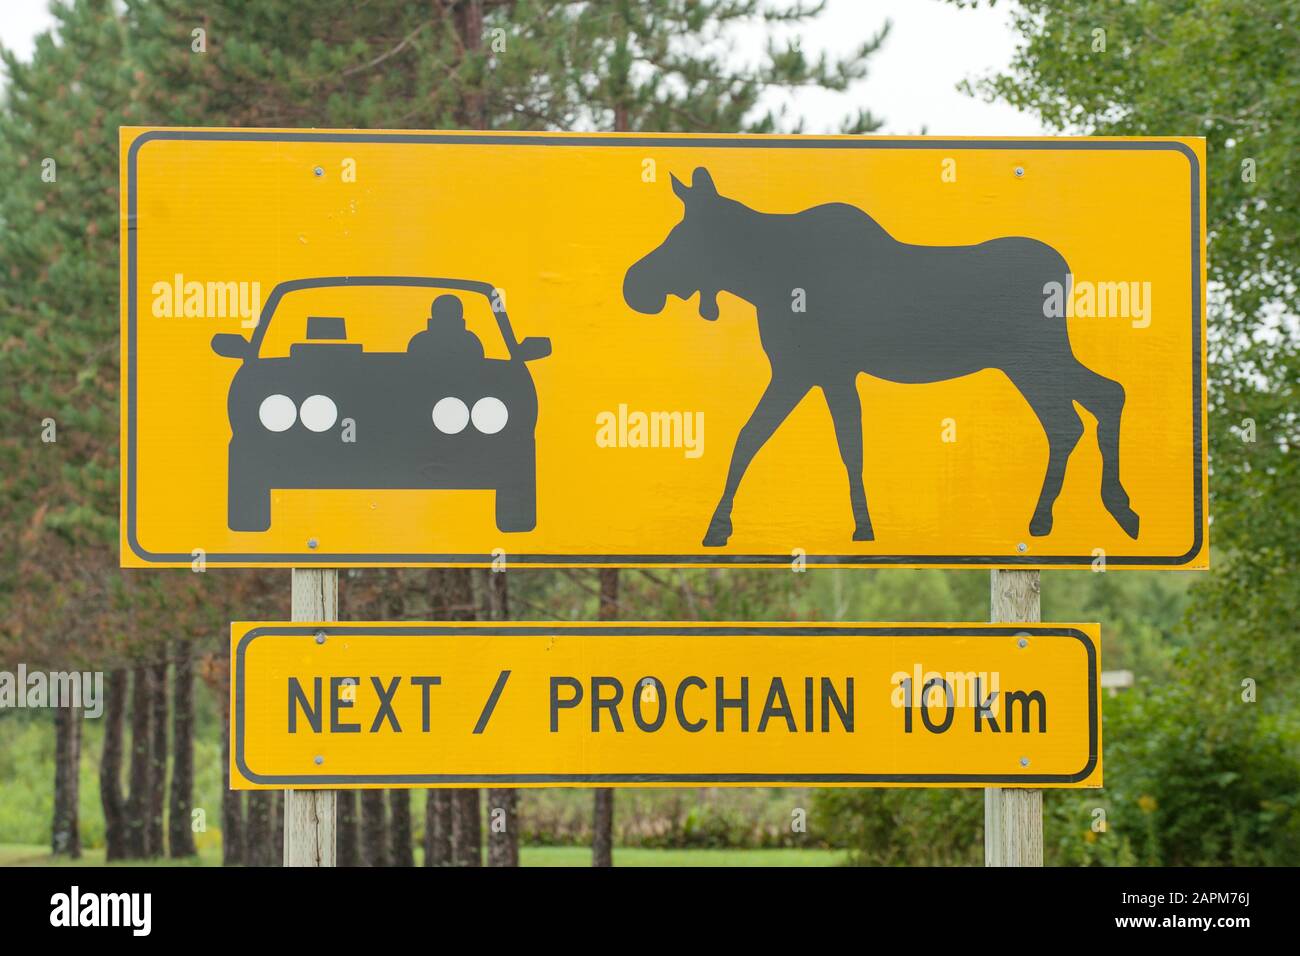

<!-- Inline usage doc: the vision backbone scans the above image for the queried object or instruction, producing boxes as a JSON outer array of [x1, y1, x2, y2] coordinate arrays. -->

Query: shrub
[[814, 683, 1300, 866]]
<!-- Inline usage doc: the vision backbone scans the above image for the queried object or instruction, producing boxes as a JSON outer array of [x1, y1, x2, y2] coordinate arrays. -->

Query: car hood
[[227, 346, 537, 430]]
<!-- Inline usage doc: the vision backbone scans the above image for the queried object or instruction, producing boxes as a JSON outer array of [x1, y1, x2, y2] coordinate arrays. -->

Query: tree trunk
[[451, 788, 482, 866], [168, 640, 197, 857], [51, 705, 81, 857], [273, 789, 285, 865], [219, 683, 244, 866], [448, 8, 491, 869], [390, 790, 414, 866], [428, 569, 482, 866], [592, 789, 615, 868], [148, 657, 168, 856], [124, 664, 152, 858], [482, 569, 519, 866], [338, 790, 359, 866], [592, 568, 619, 866], [424, 791, 452, 866], [453, 0, 487, 130], [100, 669, 128, 861], [424, 569, 456, 867], [245, 791, 278, 866], [486, 789, 518, 867], [592, 78, 631, 870], [361, 790, 390, 866]]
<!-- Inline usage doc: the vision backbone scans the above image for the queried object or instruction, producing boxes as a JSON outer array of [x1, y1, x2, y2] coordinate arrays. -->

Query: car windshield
[[254, 285, 511, 360]]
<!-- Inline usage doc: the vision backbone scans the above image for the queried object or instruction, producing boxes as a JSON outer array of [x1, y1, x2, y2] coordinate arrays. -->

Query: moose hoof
[[852, 523, 875, 542], [1111, 505, 1140, 540], [1029, 512, 1054, 537], [702, 515, 732, 547]]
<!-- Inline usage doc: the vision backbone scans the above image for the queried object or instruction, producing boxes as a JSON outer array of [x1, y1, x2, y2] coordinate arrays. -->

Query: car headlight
[[471, 397, 508, 434], [300, 394, 338, 432], [432, 397, 470, 434], [258, 394, 297, 432]]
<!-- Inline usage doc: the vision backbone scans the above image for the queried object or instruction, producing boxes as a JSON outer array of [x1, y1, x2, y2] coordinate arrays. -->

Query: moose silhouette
[[622, 167, 1139, 547]]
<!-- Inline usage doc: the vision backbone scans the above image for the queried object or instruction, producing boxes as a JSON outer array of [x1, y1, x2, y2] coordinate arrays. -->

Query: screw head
[[314, 755, 324, 766], [315, 630, 326, 645], [1018, 637, 1028, 649], [307, 538, 318, 549], [1020, 757, 1030, 767], [1014, 166, 1025, 177], [313, 166, 324, 177], [1017, 542, 1027, 553]]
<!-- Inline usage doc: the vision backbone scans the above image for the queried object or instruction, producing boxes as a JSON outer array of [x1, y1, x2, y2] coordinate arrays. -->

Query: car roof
[[249, 275, 517, 354], [266, 275, 497, 301]]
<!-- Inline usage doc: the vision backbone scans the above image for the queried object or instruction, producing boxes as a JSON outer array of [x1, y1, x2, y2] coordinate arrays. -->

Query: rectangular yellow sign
[[229, 622, 1101, 790], [123, 128, 1206, 568]]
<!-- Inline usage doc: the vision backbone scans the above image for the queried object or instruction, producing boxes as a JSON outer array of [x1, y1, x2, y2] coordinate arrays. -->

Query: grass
[[0, 844, 221, 867], [1, 843, 846, 867]]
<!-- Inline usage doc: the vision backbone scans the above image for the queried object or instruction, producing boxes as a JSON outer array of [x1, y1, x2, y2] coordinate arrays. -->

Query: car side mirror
[[514, 336, 551, 362], [211, 333, 251, 359]]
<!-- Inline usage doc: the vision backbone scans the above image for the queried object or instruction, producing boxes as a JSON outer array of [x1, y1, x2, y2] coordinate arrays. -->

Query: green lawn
[[0, 844, 221, 867], [520, 846, 847, 867], [1, 843, 845, 867]]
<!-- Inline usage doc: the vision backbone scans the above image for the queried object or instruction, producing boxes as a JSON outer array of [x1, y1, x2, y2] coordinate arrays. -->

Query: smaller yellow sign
[[229, 621, 1101, 790]]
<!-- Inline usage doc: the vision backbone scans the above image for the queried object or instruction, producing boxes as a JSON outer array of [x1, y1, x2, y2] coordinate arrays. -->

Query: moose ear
[[670, 172, 690, 202], [691, 167, 717, 197]]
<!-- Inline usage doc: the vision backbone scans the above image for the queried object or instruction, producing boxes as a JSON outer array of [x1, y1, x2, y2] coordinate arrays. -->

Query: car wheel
[[228, 473, 271, 532], [495, 476, 536, 533]]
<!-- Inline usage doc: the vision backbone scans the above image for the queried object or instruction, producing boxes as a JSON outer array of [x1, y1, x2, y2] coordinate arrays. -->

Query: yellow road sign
[[122, 128, 1206, 568], [229, 621, 1101, 790]]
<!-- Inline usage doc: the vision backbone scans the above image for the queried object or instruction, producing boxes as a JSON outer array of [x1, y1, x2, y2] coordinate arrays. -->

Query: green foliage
[[1092, 682, 1300, 866], [0, 684, 226, 851], [567, 0, 887, 133], [515, 786, 826, 849], [793, 567, 1191, 681], [814, 788, 985, 865], [817, 683, 1300, 866], [0, 712, 89, 847]]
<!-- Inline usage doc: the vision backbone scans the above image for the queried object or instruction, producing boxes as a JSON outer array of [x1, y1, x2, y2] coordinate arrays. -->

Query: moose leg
[[703, 375, 811, 547], [1070, 363, 1140, 539], [822, 381, 874, 541], [1011, 376, 1084, 537]]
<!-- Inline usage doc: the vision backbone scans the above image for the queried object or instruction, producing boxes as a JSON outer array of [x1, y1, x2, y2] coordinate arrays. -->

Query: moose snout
[[622, 257, 668, 315]]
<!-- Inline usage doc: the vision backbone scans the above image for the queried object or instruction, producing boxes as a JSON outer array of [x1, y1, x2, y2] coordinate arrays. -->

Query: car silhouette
[[210, 276, 551, 535]]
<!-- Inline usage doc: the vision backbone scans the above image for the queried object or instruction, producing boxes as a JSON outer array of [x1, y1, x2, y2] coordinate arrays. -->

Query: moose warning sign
[[229, 622, 1102, 789], [121, 128, 1206, 568]]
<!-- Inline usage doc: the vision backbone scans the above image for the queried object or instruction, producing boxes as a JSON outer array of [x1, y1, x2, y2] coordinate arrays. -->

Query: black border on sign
[[232, 623, 1099, 786], [125, 131, 1204, 567]]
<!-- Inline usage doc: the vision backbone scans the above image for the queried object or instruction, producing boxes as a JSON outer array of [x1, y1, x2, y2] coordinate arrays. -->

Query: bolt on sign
[[120, 128, 1207, 569], [229, 622, 1101, 789]]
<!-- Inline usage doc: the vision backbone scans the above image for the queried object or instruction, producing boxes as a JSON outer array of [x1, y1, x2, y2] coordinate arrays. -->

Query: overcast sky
[[0, 0, 1043, 135]]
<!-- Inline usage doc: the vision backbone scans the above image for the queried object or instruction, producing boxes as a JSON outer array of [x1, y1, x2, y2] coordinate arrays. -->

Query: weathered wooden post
[[283, 568, 338, 867], [985, 568, 1044, 867]]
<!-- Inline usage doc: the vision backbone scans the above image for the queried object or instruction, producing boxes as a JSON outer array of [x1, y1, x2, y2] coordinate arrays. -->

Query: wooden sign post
[[986, 568, 1044, 867], [283, 568, 338, 867]]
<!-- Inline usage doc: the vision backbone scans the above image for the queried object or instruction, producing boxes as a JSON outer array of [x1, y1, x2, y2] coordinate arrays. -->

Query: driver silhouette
[[407, 294, 485, 361]]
